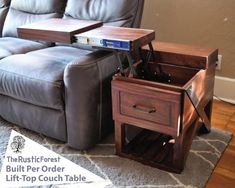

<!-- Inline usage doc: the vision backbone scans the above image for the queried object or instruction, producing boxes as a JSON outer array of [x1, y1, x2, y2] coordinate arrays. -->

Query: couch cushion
[[64, 0, 143, 27], [2, 0, 67, 37], [0, 46, 91, 110], [0, 94, 67, 141], [0, 37, 47, 60]]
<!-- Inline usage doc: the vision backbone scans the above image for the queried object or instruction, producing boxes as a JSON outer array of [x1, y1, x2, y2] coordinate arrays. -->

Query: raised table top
[[17, 18, 155, 52], [143, 41, 218, 69], [74, 26, 155, 51], [17, 18, 103, 43]]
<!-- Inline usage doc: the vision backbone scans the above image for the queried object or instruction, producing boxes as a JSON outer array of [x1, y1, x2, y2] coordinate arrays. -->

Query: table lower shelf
[[124, 130, 173, 162], [115, 118, 201, 174], [117, 129, 182, 173]]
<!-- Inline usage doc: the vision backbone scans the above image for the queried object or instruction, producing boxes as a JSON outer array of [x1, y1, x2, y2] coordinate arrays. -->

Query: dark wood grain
[[142, 41, 218, 69], [17, 18, 103, 43], [112, 79, 181, 137], [206, 100, 235, 188]]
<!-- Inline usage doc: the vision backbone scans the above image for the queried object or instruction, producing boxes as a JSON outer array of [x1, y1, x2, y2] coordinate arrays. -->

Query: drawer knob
[[132, 104, 156, 114]]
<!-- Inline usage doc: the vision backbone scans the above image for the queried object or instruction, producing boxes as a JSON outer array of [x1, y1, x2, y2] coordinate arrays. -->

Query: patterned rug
[[0, 118, 232, 188]]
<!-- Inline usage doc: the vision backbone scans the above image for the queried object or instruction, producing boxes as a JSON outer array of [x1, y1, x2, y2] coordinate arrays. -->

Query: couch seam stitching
[[97, 61, 103, 140], [0, 68, 62, 87], [0, 92, 63, 110], [66, 52, 114, 68]]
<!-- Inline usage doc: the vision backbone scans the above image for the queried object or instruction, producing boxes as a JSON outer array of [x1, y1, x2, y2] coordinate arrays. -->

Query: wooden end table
[[112, 41, 218, 173], [17, 19, 217, 173]]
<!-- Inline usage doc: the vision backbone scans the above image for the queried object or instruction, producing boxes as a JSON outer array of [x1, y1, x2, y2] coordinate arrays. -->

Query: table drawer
[[112, 80, 182, 136], [120, 92, 173, 126]]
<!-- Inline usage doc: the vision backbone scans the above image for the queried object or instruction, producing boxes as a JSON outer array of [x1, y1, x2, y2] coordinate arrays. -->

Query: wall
[[141, 0, 235, 79]]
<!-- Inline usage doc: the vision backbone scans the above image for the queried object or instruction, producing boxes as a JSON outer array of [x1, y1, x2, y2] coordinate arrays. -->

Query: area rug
[[0, 118, 232, 188]]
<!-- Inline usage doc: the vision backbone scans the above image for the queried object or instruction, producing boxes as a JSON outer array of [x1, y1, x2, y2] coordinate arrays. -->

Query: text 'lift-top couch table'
[[18, 18, 218, 173]]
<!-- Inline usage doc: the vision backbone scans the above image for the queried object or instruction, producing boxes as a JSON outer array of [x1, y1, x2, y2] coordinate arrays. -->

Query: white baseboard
[[214, 76, 235, 104]]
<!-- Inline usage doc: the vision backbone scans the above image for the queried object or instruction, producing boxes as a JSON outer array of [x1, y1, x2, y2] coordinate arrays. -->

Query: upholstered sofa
[[0, 0, 145, 149]]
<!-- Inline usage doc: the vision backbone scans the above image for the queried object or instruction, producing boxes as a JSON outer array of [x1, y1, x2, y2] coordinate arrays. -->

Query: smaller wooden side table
[[112, 41, 218, 173]]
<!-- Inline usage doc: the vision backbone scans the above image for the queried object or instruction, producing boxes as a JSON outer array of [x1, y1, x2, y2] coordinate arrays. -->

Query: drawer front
[[120, 92, 175, 127], [112, 80, 182, 136]]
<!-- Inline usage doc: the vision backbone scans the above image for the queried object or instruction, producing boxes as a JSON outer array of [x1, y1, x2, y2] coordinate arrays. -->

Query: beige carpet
[[0, 118, 232, 188]]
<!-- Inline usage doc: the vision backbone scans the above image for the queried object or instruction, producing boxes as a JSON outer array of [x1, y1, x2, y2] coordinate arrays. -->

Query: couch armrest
[[64, 50, 119, 149]]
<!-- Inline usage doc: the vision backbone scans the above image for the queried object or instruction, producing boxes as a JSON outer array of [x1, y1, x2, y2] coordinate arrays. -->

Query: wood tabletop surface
[[17, 18, 103, 43], [75, 26, 155, 51], [142, 41, 218, 69]]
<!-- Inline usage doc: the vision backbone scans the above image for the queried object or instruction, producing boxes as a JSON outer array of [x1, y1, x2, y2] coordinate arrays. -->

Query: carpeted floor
[[0, 118, 232, 188]]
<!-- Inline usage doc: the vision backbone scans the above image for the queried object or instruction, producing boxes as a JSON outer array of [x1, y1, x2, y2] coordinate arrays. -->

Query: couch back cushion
[[64, 0, 145, 28], [0, 0, 10, 37], [2, 0, 67, 37]]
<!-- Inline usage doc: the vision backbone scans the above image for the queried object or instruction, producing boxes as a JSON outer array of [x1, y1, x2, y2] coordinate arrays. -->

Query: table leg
[[173, 135, 184, 172], [115, 121, 125, 154]]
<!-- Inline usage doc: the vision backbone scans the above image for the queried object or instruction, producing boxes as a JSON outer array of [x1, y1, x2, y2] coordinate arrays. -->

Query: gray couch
[[0, 0, 145, 149]]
